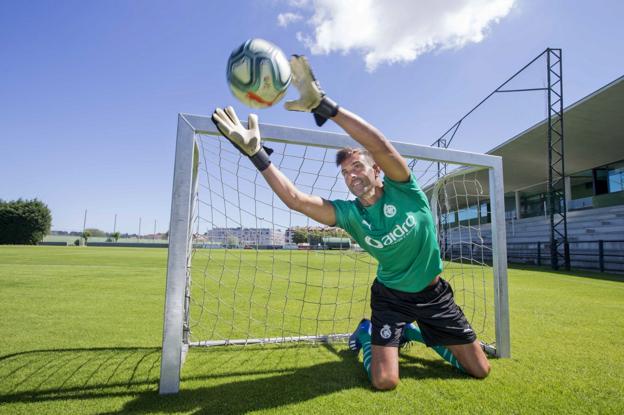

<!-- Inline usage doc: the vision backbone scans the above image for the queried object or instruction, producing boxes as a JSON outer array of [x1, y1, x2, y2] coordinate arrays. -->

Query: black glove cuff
[[312, 96, 339, 127], [249, 146, 272, 171]]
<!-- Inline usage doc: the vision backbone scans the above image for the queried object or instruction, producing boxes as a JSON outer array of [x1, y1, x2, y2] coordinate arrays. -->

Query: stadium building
[[447, 75, 624, 272]]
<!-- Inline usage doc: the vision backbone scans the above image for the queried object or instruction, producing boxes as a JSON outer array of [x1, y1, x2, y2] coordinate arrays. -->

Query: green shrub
[[0, 199, 52, 245]]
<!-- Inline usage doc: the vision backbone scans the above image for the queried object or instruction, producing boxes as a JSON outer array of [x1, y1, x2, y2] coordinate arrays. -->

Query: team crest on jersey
[[383, 204, 397, 218], [380, 324, 392, 339]]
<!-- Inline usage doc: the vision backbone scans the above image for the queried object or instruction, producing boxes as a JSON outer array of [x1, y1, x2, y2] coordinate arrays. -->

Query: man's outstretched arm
[[261, 164, 336, 226], [285, 55, 410, 183], [332, 108, 410, 182]]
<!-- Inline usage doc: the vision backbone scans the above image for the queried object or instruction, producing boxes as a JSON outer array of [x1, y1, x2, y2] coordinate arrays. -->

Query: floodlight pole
[[546, 48, 570, 271], [431, 47, 570, 271]]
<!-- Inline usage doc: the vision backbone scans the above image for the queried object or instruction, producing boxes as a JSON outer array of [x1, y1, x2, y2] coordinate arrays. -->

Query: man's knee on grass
[[371, 373, 399, 391], [448, 340, 490, 379], [370, 345, 400, 390], [470, 360, 491, 379], [460, 349, 491, 379]]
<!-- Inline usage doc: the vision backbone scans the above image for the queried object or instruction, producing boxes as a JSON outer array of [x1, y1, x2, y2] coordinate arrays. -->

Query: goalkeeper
[[211, 56, 490, 390]]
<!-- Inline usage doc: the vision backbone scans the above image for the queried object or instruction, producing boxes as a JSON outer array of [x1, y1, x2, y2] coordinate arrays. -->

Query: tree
[[85, 228, 106, 237], [292, 229, 308, 244], [82, 230, 92, 245], [111, 232, 121, 242], [307, 230, 323, 246], [0, 199, 52, 245]]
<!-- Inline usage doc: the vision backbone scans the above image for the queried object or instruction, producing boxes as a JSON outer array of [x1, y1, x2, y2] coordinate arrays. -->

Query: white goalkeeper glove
[[211, 106, 272, 171], [284, 55, 339, 127]]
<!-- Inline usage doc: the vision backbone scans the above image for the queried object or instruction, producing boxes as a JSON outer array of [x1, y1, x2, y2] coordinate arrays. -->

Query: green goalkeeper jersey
[[331, 172, 443, 293]]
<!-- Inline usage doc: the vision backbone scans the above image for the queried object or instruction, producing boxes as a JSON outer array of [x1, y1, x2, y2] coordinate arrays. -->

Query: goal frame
[[159, 113, 510, 394]]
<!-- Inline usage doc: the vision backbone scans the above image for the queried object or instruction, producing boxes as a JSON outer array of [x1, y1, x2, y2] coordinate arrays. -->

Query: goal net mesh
[[187, 133, 496, 351]]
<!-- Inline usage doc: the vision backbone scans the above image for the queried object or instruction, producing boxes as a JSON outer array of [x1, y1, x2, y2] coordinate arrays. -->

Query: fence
[[506, 240, 624, 273], [442, 239, 624, 273]]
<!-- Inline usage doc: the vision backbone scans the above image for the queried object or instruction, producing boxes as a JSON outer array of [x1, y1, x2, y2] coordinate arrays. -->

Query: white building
[[205, 227, 285, 246]]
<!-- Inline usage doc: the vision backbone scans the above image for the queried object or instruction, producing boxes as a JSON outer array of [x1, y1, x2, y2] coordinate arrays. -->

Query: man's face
[[339, 153, 380, 198]]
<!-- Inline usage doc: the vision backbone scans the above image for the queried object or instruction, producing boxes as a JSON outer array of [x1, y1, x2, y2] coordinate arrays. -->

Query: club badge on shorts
[[380, 324, 392, 339]]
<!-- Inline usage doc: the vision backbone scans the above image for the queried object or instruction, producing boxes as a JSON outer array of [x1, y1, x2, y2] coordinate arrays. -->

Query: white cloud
[[277, 12, 303, 27], [285, 0, 516, 71], [287, 0, 309, 6]]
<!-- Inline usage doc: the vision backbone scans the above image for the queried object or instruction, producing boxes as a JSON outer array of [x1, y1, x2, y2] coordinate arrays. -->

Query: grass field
[[0, 246, 623, 414], [42, 235, 169, 244]]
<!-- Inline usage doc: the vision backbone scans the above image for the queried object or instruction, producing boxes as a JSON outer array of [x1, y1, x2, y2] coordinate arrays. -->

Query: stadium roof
[[488, 75, 624, 193]]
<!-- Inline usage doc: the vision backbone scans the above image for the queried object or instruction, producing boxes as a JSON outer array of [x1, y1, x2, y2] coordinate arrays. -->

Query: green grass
[[42, 235, 168, 244], [0, 246, 623, 414]]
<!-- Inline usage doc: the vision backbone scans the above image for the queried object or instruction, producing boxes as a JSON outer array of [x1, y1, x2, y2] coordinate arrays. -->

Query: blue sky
[[1, 0, 622, 233]]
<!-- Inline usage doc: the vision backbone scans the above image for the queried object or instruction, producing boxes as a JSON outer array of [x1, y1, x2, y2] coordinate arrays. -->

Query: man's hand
[[211, 106, 272, 171], [211, 106, 261, 156], [284, 55, 338, 126], [284, 55, 323, 112]]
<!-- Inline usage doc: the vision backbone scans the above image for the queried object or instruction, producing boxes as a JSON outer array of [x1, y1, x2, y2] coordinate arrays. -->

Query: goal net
[[160, 113, 509, 394]]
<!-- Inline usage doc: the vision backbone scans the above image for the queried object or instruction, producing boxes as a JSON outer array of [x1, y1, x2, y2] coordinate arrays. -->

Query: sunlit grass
[[0, 246, 622, 414]]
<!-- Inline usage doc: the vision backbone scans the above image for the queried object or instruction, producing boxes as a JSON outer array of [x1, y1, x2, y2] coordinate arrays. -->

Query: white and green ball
[[226, 38, 291, 109]]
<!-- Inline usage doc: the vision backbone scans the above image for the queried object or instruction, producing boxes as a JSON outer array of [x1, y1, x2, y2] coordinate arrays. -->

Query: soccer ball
[[226, 38, 291, 109]]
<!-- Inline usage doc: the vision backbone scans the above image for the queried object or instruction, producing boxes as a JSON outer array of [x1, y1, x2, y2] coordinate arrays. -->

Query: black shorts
[[370, 277, 477, 347]]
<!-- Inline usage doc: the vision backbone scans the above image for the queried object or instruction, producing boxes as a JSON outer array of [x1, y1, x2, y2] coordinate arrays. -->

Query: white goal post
[[159, 113, 510, 394]]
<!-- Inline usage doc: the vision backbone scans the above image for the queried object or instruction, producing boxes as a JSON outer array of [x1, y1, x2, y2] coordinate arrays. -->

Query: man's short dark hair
[[335, 147, 375, 167]]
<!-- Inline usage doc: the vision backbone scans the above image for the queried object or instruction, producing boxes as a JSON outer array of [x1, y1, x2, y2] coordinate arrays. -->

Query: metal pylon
[[546, 48, 570, 270]]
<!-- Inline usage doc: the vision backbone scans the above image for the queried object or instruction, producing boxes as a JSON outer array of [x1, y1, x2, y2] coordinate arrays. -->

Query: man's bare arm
[[332, 108, 410, 182], [261, 164, 336, 226], [283, 55, 410, 182]]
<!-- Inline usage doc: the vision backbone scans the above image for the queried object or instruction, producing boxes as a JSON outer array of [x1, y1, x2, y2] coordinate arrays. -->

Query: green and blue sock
[[349, 319, 373, 378], [402, 323, 465, 372]]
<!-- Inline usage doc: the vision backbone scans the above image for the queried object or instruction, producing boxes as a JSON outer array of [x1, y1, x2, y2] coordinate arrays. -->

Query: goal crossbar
[[182, 113, 502, 168]]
